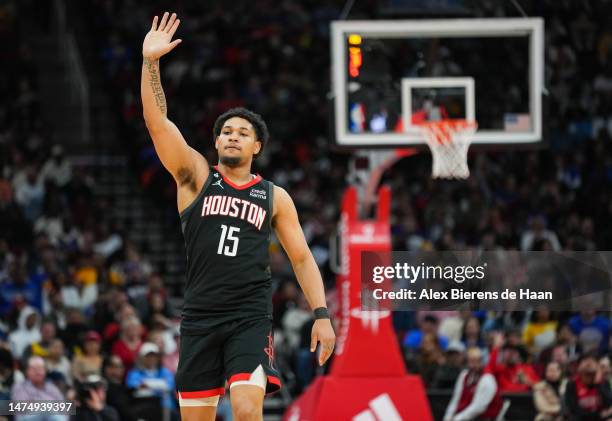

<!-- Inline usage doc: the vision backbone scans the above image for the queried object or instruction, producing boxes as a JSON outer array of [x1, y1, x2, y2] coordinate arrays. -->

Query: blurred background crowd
[[1, 0, 612, 419]]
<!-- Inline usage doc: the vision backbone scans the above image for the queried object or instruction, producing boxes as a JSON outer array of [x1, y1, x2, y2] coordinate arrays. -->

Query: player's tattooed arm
[[143, 58, 166, 115], [141, 12, 180, 126], [141, 13, 208, 192]]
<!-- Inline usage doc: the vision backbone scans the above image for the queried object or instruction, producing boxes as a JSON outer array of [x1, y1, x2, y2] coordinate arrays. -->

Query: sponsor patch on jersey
[[249, 188, 267, 200]]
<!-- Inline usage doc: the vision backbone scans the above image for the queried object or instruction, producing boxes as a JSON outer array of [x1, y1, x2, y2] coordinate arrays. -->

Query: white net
[[417, 120, 477, 179]]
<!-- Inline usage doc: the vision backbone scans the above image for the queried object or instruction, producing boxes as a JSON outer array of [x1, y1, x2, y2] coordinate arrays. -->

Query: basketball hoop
[[416, 119, 478, 179]]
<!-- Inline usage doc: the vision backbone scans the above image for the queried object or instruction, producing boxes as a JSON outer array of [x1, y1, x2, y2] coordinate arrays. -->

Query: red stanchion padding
[[284, 375, 433, 421], [284, 186, 434, 420]]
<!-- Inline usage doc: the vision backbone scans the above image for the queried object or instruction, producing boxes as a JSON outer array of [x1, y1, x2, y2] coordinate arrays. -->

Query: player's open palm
[[143, 12, 181, 60]]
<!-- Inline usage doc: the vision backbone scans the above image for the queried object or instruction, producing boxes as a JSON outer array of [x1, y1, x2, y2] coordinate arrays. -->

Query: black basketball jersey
[[179, 166, 274, 333]]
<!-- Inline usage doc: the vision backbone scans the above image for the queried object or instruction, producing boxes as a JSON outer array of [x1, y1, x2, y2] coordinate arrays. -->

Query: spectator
[[72, 331, 103, 382], [11, 356, 67, 421], [125, 342, 176, 411], [13, 166, 45, 222], [34, 207, 63, 247], [0, 261, 43, 316], [43, 288, 68, 330], [71, 374, 119, 421], [520, 216, 561, 251], [40, 146, 72, 189], [22, 320, 56, 362], [533, 361, 567, 421], [523, 309, 558, 356], [462, 316, 487, 351], [111, 317, 143, 372], [58, 309, 89, 357], [433, 341, 466, 390], [539, 342, 576, 380], [557, 323, 581, 365], [59, 272, 97, 313], [92, 223, 123, 259], [143, 293, 174, 333], [45, 339, 71, 388], [487, 332, 540, 393], [404, 314, 449, 352], [272, 280, 300, 328], [147, 329, 178, 373], [282, 292, 312, 352], [0, 348, 24, 400], [162, 329, 180, 375], [101, 302, 136, 346], [565, 354, 612, 421], [599, 355, 612, 390], [416, 333, 446, 387], [295, 318, 316, 394], [102, 355, 137, 421], [8, 306, 41, 360], [443, 347, 503, 421], [569, 311, 610, 354]]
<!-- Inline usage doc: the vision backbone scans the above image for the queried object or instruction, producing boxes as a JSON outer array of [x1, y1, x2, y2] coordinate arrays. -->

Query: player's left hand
[[311, 319, 336, 366]]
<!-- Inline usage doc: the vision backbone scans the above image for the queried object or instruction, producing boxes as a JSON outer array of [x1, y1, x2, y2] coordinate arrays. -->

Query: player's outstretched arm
[[272, 186, 336, 366], [141, 12, 208, 185]]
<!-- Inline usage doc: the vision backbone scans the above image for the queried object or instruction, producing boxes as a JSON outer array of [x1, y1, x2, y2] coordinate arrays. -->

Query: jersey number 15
[[218, 224, 240, 257]]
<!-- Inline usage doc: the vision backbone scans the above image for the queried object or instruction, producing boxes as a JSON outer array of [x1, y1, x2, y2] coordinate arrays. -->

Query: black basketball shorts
[[175, 317, 281, 398]]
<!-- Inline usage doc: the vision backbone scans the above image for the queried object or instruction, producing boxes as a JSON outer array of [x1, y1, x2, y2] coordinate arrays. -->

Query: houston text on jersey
[[201, 195, 267, 230]]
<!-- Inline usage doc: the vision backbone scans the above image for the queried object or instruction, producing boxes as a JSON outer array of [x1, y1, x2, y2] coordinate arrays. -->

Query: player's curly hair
[[213, 107, 269, 158]]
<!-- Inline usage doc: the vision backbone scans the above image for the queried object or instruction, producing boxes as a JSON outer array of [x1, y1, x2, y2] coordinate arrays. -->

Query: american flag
[[504, 113, 531, 132]]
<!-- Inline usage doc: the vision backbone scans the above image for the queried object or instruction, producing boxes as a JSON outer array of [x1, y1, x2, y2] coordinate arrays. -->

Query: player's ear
[[253, 139, 262, 156], [214, 136, 220, 150]]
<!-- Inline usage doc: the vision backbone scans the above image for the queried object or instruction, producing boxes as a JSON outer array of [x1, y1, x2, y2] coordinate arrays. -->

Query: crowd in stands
[[0, 1, 183, 419], [1, 0, 612, 419]]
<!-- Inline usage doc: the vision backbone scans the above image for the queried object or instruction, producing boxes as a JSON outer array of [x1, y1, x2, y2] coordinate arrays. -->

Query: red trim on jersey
[[178, 387, 225, 399], [267, 376, 281, 387], [214, 166, 262, 190], [227, 373, 282, 391], [228, 373, 252, 384]]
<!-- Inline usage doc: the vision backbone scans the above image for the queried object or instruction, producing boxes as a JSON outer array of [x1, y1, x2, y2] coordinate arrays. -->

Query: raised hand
[[143, 12, 182, 60]]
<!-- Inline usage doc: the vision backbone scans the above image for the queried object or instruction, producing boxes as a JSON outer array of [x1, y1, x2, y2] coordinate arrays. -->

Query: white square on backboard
[[401, 77, 475, 134]]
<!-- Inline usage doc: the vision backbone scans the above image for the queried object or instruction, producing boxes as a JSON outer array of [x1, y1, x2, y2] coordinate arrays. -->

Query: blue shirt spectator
[[403, 314, 449, 351], [0, 262, 43, 316], [569, 311, 610, 354], [126, 343, 175, 410]]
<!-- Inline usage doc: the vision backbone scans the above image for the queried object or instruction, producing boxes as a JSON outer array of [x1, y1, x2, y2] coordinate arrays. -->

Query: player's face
[[215, 117, 261, 167]]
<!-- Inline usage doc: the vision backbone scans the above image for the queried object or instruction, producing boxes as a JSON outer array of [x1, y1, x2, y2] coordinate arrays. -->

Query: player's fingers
[[319, 346, 332, 365], [151, 15, 158, 31], [318, 337, 334, 365], [168, 39, 182, 51], [318, 349, 328, 366], [159, 12, 169, 30], [323, 339, 335, 355], [165, 13, 177, 33], [168, 18, 180, 37], [310, 333, 318, 352]]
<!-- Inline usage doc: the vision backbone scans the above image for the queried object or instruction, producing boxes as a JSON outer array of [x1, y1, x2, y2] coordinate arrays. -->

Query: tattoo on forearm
[[143, 58, 167, 115]]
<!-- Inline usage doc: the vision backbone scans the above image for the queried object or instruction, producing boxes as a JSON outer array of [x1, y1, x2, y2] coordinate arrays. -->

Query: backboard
[[331, 18, 544, 147]]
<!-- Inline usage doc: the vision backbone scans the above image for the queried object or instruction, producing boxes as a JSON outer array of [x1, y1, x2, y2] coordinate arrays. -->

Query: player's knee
[[232, 399, 261, 421]]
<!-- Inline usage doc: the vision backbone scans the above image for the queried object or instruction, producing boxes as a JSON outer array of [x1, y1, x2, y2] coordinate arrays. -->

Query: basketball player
[[141, 12, 336, 421]]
